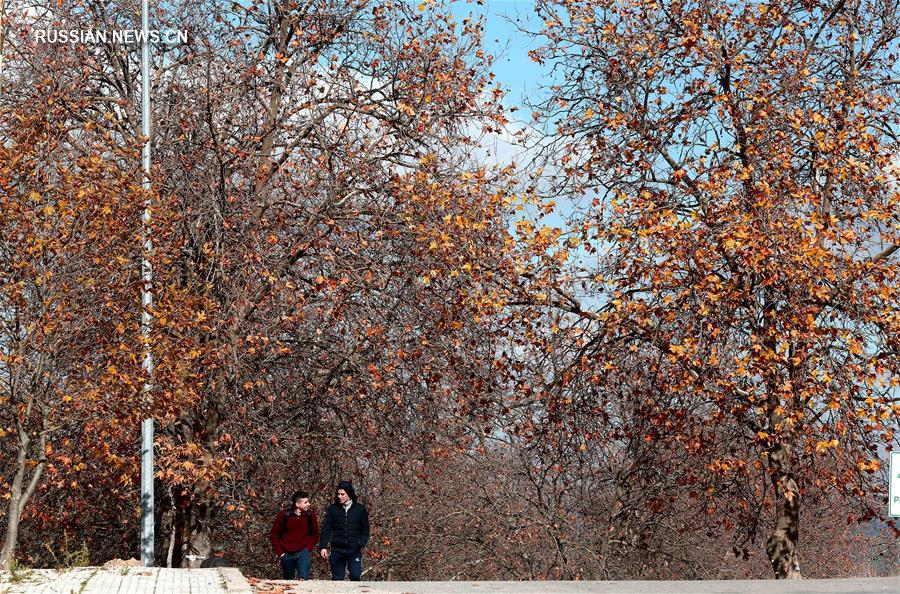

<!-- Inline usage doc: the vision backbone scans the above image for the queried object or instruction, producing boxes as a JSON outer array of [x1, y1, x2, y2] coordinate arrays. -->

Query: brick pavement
[[0, 567, 251, 594]]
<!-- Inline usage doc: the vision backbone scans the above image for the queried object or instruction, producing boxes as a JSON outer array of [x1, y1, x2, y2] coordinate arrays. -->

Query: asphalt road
[[250, 577, 899, 594]]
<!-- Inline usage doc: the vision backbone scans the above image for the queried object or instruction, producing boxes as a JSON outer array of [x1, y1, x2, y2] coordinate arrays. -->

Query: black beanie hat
[[335, 480, 356, 503]]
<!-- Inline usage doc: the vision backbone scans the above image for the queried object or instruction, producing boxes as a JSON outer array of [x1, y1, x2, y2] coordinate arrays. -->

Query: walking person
[[270, 490, 319, 580], [318, 481, 370, 581]]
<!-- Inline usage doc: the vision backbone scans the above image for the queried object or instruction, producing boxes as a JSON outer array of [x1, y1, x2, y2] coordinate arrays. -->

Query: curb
[[220, 568, 253, 593]]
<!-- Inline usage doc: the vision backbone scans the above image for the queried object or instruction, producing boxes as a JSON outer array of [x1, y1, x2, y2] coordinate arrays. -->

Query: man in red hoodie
[[270, 490, 319, 580]]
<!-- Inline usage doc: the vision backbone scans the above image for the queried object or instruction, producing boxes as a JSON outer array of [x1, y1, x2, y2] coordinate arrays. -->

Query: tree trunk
[[0, 442, 28, 570], [164, 486, 177, 568], [765, 441, 802, 579], [179, 498, 211, 568], [0, 0, 6, 97], [0, 419, 47, 570]]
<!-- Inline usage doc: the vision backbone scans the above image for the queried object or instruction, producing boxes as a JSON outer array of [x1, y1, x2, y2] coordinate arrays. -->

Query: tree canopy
[[0, 0, 896, 580]]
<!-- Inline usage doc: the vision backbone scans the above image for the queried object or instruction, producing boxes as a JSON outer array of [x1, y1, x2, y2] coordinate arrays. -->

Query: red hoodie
[[270, 509, 319, 555]]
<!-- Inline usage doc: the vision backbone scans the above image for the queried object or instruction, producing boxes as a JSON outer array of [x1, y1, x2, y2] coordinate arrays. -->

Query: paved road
[[251, 577, 900, 593], [1, 570, 896, 593]]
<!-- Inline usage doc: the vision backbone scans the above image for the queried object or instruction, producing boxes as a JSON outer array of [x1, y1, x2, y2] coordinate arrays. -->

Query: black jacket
[[200, 556, 231, 568], [318, 501, 370, 554]]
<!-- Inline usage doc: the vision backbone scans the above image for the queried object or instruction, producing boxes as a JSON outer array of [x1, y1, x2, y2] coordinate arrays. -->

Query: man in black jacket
[[318, 480, 370, 581]]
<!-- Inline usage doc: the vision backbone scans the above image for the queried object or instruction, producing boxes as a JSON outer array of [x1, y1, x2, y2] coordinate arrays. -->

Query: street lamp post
[[139, 0, 155, 568]]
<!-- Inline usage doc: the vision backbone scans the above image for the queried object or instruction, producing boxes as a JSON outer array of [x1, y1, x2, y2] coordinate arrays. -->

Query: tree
[[0, 95, 143, 566], [519, 0, 898, 578], [140, 0, 513, 566], [4, 0, 513, 567], [0, 9, 213, 563], [4, 0, 894, 579]]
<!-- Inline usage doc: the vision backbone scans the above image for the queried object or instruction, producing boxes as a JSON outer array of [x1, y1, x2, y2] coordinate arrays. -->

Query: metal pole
[[1, 0, 6, 98], [140, 0, 155, 568]]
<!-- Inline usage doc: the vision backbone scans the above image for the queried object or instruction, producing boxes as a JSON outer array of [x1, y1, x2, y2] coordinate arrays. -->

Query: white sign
[[891, 452, 900, 517]]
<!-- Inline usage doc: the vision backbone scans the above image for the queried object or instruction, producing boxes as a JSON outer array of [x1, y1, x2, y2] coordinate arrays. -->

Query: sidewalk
[[0, 567, 251, 594], [0, 570, 896, 594], [249, 577, 897, 593]]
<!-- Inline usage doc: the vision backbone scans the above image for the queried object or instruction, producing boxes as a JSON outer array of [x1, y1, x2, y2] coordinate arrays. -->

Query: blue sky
[[449, 1, 544, 110]]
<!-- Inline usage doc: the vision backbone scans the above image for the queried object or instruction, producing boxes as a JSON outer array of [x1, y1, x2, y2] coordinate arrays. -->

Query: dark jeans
[[328, 550, 362, 581], [280, 549, 311, 580]]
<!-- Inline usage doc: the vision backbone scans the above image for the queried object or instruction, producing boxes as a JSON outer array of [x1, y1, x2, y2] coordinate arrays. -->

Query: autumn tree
[[4, 0, 514, 568], [0, 4, 213, 565], [7, 0, 894, 580], [515, 0, 899, 578], [0, 102, 205, 568], [141, 0, 513, 567]]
